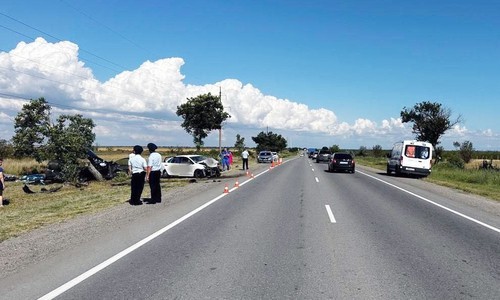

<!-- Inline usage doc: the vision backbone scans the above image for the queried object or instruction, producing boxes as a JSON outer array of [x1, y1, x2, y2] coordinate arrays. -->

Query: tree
[[453, 140, 474, 163], [357, 146, 367, 156], [0, 139, 14, 158], [330, 144, 341, 153], [401, 101, 462, 147], [251, 131, 287, 152], [12, 97, 51, 161], [372, 144, 384, 157], [12, 98, 96, 182], [234, 134, 245, 153], [46, 114, 96, 182], [176, 93, 230, 151]]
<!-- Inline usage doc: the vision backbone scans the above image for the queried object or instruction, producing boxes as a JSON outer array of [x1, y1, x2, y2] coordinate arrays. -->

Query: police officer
[[146, 143, 162, 204], [128, 145, 147, 205]]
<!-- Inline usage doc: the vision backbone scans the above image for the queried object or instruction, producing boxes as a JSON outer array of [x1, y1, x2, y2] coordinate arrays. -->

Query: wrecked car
[[79, 150, 123, 181], [162, 155, 221, 178], [43, 150, 124, 183]]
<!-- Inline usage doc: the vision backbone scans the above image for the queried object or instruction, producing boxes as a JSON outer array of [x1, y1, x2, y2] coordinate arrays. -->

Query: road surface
[[1, 156, 499, 299]]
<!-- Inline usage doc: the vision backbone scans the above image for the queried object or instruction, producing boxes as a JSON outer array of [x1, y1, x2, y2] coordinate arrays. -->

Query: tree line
[[2, 95, 470, 179]]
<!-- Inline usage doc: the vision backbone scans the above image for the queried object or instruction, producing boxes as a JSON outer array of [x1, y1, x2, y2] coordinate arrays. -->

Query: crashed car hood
[[201, 157, 219, 168]]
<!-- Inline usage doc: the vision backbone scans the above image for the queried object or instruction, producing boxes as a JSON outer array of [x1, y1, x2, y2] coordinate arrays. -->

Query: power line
[[0, 92, 176, 124], [59, 0, 152, 56], [0, 12, 176, 104], [0, 11, 128, 71]]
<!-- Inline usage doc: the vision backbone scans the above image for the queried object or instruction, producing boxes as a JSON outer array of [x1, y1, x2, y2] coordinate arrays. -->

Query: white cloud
[[482, 129, 494, 137], [445, 124, 469, 137], [0, 38, 498, 149]]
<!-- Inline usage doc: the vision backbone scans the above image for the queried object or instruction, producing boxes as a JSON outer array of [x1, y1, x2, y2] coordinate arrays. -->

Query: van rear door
[[402, 144, 432, 171]]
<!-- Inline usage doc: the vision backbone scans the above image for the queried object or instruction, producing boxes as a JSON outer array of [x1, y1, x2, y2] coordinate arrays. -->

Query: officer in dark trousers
[[128, 145, 147, 205], [146, 143, 162, 204]]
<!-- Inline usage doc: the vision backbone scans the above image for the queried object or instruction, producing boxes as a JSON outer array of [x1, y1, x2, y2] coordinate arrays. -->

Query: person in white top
[[128, 145, 147, 205], [146, 143, 162, 204], [241, 148, 249, 170]]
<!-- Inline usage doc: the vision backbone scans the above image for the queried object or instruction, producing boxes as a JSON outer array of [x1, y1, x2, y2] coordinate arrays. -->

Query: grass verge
[[0, 175, 188, 242]]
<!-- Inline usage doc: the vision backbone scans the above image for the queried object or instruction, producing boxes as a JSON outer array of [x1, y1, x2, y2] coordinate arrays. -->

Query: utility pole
[[219, 86, 222, 156]]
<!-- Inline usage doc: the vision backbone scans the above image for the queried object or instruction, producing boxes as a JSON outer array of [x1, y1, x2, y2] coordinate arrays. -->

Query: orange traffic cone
[[251, 173, 255, 178], [223, 184, 229, 194], [234, 180, 239, 188], [271, 160, 275, 168], [246, 171, 249, 177]]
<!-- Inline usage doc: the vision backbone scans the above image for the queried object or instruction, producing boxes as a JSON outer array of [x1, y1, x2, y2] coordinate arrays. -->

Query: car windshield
[[190, 155, 206, 163], [260, 152, 272, 156]]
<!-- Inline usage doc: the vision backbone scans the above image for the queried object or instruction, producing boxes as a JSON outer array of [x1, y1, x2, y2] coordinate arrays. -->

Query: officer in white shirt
[[146, 143, 162, 204], [128, 145, 147, 205], [241, 147, 250, 170]]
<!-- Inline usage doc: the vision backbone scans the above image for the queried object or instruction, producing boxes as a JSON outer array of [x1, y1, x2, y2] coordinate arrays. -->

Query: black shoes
[[129, 200, 143, 206]]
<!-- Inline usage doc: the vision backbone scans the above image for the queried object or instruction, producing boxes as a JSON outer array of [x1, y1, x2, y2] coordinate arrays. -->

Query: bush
[[446, 155, 465, 169], [0, 139, 14, 158], [372, 145, 384, 157], [357, 146, 367, 157]]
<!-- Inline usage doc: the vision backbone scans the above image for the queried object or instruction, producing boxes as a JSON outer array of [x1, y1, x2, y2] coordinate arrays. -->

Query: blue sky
[[1, 0, 499, 150]]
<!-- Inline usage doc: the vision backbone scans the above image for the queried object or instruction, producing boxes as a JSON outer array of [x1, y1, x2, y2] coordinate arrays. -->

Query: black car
[[316, 149, 332, 163], [328, 153, 355, 173]]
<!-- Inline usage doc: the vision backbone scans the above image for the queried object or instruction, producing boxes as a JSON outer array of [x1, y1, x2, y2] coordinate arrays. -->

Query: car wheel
[[194, 169, 204, 178], [162, 170, 170, 178], [386, 164, 392, 175], [395, 166, 401, 177], [351, 169, 355, 174]]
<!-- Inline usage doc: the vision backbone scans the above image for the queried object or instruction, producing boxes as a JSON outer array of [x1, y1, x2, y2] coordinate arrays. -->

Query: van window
[[406, 146, 415, 157], [405, 145, 430, 159]]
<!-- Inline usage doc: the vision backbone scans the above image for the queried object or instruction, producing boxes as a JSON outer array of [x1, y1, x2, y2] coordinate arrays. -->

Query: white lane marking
[[311, 168, 315, 172], [325, 205, 337, 223], [315, 177, 319, 183], [39, 167, 270, 300], [357, 170, 500, 234]]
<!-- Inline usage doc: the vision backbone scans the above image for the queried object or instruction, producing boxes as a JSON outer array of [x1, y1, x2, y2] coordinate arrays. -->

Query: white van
[[386, 140, 433, 177]]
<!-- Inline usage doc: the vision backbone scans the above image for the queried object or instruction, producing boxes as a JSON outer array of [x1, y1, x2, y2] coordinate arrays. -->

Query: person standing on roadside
[[221, 148, 230, 171], [128, 145, 147, 205], [146, 143, 162, 204], [241, 148, 249, 170], [0, 158, 5, 208]]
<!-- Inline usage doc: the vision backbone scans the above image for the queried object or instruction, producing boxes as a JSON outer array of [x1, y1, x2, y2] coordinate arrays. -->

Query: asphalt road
[[1, 156, 499, 299]]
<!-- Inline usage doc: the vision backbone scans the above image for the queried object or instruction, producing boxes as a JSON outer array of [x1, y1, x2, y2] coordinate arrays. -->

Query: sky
[[0, 0, 499, 150]]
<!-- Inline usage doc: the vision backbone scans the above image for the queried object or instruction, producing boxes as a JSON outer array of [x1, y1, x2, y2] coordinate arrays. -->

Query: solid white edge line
[[39, 164, 277, 300], [357, 170, 500, 234], [325, 205, 337, 223]]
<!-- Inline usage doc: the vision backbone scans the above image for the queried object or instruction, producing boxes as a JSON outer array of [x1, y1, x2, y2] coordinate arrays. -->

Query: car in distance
[[257, 151, 274, 163], [328, 153, 355, 173], [271, 152, 279, 162], [310, 150, 319, 160], [162, 155, 220, 178], [316, 149, 332, 163]]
